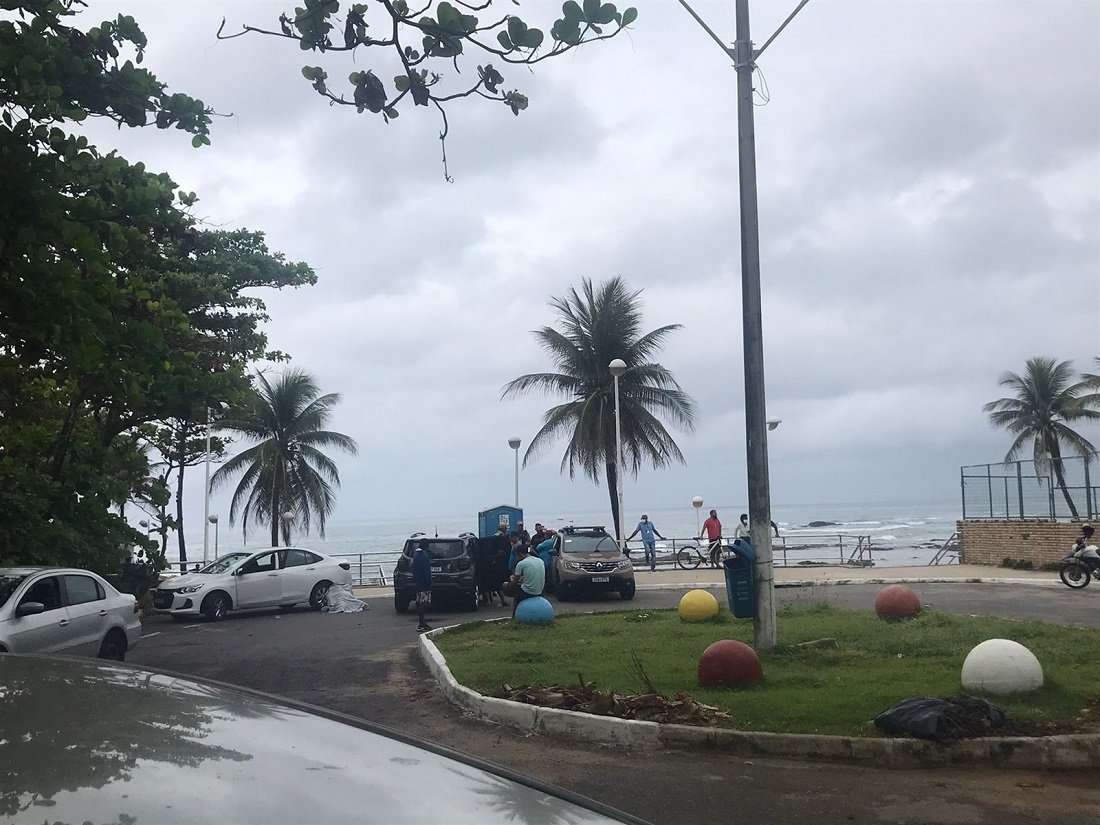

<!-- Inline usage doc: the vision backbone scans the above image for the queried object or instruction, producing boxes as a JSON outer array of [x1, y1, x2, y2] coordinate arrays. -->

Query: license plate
[[591, 576, 609, 583], [431, 566, 442, 573]]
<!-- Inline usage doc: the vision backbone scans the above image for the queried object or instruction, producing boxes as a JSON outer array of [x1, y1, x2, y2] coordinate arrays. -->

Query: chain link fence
[[961, 452, 1098, 520]]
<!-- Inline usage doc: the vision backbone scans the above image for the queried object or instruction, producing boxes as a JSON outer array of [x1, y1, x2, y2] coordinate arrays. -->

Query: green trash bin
[[722, 539, 755, 619]]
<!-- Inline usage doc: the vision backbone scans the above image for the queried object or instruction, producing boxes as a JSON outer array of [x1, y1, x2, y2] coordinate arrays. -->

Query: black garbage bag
[[873, 696, 1007, 744]]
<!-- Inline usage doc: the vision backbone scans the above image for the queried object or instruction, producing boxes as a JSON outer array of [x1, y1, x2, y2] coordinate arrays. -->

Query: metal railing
[[623, 534, 876, 569], [928, 532, 960, 565], [961, 453, 1098, 521]]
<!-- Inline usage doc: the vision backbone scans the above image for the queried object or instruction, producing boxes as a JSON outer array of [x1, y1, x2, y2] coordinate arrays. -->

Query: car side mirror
[[15, 601, 45, 617]]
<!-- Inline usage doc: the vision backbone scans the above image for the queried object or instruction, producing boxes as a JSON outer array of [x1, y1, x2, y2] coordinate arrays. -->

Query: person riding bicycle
[[699, 509, 723, 568]]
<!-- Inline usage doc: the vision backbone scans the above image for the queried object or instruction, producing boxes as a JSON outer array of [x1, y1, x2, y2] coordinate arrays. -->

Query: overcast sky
[[82, 1, 1099, 530]]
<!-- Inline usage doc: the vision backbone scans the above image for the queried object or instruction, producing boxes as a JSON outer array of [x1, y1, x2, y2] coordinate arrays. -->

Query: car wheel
[[97, 629, 128, 661], [309, 581, 332, 611], [394, 592, 411, 613], [619, 579, 637, 601], [201, 591, 231, 621]]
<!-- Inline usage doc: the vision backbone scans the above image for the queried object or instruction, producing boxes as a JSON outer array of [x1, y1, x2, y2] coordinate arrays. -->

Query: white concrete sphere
[[961, 639, 1044, 695]]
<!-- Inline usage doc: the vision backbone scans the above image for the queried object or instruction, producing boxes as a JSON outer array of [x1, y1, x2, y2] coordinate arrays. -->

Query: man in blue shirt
[[627, 514, 664, 572]]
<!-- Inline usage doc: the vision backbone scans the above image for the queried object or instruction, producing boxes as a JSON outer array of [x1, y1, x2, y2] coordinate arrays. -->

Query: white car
[[0, 567, 141, 660], [150, 547, 344, 621]]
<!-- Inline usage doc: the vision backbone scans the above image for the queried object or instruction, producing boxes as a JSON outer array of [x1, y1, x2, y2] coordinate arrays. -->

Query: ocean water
[[170, 501, 961, 572]]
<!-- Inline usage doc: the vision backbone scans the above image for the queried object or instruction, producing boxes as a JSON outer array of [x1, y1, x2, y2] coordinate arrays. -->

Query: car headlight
[[617, 559, 632, 569], [565, 562, 581, 570], [176, 584, 205, 594]]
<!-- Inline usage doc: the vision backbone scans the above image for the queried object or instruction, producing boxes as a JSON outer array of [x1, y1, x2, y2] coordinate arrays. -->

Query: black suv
[[547, 526, 635, 601], [393, 533, 478, 613]]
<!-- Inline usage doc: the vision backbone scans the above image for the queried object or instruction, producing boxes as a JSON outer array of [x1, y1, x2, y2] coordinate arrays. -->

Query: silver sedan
[[0, 567, 141, 659]]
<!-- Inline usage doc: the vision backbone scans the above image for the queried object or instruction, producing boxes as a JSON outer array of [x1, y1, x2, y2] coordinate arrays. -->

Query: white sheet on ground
[[323, 565, 369, 613]]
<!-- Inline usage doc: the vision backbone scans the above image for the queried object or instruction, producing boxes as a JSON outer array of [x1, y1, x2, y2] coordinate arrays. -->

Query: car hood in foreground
[[0, 655, 641, 825]]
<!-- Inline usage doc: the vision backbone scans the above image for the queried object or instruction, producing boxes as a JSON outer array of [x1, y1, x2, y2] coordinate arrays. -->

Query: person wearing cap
[[412, 539, 433, 632], [515, 521, 531, 545], [626, 514, 664, 572]]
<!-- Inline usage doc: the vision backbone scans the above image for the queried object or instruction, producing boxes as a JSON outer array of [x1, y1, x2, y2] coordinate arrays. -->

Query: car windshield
[[198, 553, 251, 574], [405, 541, 465, 560], [560, 533, 617, 553], [0, 573, 29, 609]]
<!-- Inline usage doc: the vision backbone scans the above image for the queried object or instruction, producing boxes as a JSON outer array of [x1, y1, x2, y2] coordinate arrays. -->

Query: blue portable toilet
[[478, 505, 523, 539]]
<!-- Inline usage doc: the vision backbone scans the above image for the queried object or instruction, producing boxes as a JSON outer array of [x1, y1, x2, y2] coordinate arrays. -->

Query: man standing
[[412, 539, 433, 633], [516, 521, 531, 545], [627, 514, 664, 572], [699, 509, 723, 568], [502, 544, 545, 619]]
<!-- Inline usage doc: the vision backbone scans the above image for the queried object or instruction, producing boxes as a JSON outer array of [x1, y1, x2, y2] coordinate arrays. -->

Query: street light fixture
[[208, 514, 219, 558], [608, 359, 627, 552], [508, 437, 521, 508], [766, 417, 782, 431]]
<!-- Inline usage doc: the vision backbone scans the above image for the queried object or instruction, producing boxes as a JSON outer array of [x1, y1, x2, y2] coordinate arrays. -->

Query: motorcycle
[[1058, 539, 1100, 588]]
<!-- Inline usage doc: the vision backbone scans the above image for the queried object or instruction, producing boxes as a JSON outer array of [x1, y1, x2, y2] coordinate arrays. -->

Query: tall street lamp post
[[508, 437, 521, 508], [692, 496, 704, 535], [208, 514, 219, 558], [609, 359, 627, 552], [202, 402, 228, 566]]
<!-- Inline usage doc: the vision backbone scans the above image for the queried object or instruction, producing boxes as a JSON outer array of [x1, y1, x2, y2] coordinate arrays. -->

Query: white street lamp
[[202, 402, 228, 566], [508, 437, 521, 508], [692, 496, 704, 535], [208, 514, 219, 558], [766, 416, 782, 431], [609, 359, 627, 552]]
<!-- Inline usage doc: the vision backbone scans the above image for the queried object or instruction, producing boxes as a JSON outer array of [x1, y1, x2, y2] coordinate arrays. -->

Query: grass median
[[431, 604, 1100, 736]]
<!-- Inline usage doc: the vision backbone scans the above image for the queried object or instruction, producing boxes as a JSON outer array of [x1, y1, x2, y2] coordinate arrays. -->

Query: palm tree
[[1079, 357, 1100, 410], [983, 357, 1100, 519], [502, 277, 696, 540], [211, 370, 358, 546]]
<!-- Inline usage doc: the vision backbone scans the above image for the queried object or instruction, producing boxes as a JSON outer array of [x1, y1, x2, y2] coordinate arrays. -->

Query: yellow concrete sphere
[[678, 589, 720, 622]]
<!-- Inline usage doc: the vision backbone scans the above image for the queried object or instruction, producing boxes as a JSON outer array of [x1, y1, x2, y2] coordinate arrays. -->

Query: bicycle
[[675, 539, 724, 570]]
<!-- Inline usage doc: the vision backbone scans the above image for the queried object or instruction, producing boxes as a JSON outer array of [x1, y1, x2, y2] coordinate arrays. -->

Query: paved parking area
[[131, 581, 1100, 825]]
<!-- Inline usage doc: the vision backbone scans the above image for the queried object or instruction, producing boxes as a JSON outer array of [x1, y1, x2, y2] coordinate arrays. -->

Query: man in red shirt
[[699, 509, 723, 568]]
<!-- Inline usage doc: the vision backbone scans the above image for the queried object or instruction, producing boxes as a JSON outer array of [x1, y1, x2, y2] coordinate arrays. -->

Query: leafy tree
[[983, 357, 1100, 519], [220, 0, 638, 178], [502, 277, 696, 540], [0, 2, 315, 572], [211, 370, 358, 547], [1079, 357, 1100, 410]]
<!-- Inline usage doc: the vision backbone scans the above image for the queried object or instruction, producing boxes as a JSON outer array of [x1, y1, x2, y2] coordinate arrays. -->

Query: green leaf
[[592, 3, 618, 25], [384, 107, 399, 119], [522, 29, 544, 49], [562, 1, 584, 24], [507, 17, 529, 45], [394, 75, 411, 92], [497, 31, 513, 50], [622, 6, 638, 26], [582, 0, 601, 22]]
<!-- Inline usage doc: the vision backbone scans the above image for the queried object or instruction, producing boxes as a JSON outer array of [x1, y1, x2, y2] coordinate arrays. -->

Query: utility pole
[[734, 0, 776, 651], [677, 0, 812, 650]]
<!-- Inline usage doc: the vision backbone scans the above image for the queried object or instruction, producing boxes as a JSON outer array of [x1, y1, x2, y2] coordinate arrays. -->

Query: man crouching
[[502, 543, 545, 619]]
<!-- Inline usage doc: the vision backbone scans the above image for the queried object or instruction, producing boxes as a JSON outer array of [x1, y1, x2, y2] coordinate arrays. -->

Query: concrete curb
[[636, 577, 1065, 591], [418, 613, 1100, 769]]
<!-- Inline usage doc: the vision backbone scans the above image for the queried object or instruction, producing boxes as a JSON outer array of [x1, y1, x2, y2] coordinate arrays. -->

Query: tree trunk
[[270, 485, 280, 548], [1050, 444, 1080, 519], [176, 460, 188, 572], [604, 458, 621, 540]]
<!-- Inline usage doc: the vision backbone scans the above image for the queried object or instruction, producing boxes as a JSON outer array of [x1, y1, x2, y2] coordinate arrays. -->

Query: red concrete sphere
[[874, 584, 922, 620], [697, 639, 763, 687]]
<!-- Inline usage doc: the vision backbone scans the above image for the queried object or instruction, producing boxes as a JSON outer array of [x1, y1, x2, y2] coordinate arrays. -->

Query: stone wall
[[957, 519, 1087, 566]]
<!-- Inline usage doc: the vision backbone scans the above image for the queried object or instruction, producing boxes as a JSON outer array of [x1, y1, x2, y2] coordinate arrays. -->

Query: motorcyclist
[[1073, 524, 1095, 552]]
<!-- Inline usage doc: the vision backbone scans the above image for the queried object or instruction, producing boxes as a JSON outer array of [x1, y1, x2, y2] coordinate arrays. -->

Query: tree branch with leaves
[[218, 0, 638, 179]]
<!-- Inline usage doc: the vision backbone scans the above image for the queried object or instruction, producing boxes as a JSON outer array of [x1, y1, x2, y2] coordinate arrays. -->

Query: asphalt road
[[131, 582, 1100, 825]]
